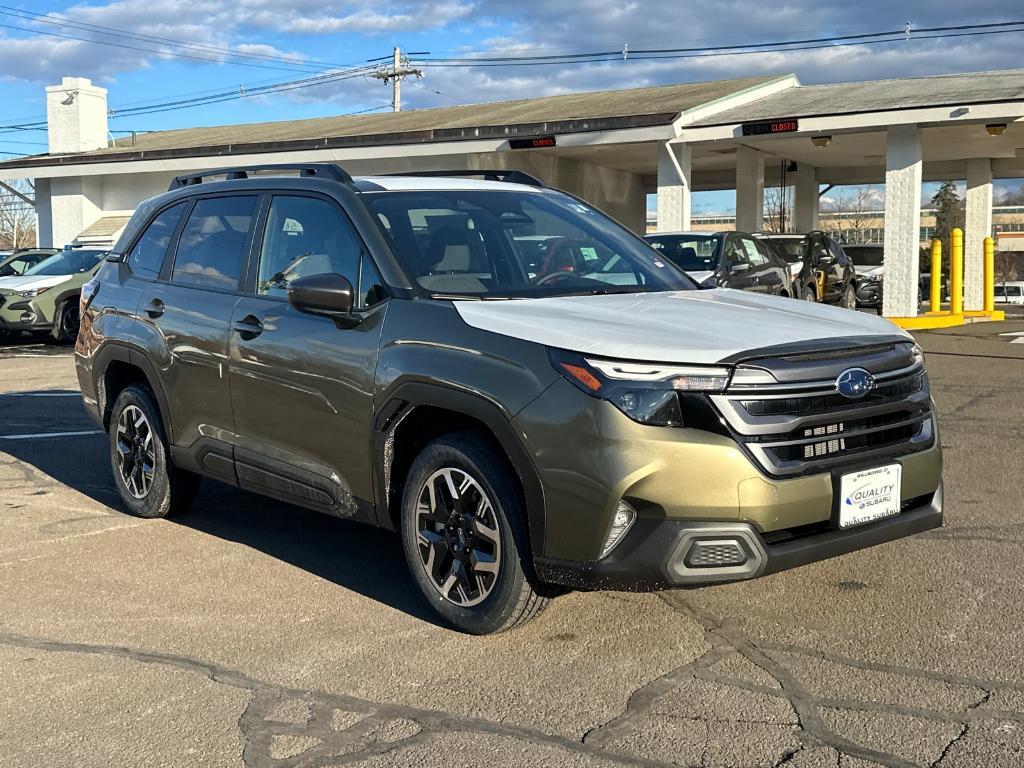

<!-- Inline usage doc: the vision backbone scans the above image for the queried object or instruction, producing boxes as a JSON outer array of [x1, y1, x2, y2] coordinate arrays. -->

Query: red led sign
[[741, 119, 799, 137]]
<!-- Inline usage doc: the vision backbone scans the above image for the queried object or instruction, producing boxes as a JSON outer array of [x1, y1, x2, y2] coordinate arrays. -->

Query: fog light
[[600, 501, 636, 559], [19, 311, 35, 323]]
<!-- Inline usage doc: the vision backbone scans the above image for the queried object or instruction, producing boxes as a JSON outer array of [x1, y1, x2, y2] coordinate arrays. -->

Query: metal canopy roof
[[688, 68, 1024, 126], [0, 74, 779, 170]]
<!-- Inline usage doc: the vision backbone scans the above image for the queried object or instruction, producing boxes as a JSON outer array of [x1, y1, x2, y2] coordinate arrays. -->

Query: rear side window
[[128, 202, 187, 279], [172, 196, 257, 291]]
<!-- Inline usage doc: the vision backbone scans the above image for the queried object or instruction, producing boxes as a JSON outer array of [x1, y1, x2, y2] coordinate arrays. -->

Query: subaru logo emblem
[[836, 368, 875, 399]]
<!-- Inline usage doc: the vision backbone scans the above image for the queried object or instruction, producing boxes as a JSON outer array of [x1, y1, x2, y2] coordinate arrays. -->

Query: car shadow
[[0, 389, 438, 625], [172, 481, 439, 625]]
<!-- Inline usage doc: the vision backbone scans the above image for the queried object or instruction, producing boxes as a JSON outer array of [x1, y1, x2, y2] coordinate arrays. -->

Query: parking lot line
[[0, 430, 103, 440], [0, 392, 81, 397]]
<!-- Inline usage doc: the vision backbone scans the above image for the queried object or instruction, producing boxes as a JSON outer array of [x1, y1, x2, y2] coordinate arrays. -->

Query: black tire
[[51, 299, 80, 344], [400, 432, 549, 634], [840, 282, 857, 310], [108, 384, 200, 519], [801, 284, 817, 302]]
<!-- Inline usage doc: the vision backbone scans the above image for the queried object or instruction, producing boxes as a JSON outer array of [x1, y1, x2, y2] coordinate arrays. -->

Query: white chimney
[[45, 76, 109, 154]]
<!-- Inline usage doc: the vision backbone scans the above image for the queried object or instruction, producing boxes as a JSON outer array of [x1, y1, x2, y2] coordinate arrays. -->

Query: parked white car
[[994, 281, 1024, 305]]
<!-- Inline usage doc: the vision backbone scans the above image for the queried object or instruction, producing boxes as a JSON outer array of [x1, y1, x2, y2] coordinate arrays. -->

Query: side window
[[754, 239, 777, 265], [741, 237, 768, 266], [813, 236, 831, 262], [828, 239, 846, 262], [256, 196, 361, 297], [358, 255, 388, 308], [172, 196, 257, 290], [128, 202, 188, 279], [724, 237, 749, 267]]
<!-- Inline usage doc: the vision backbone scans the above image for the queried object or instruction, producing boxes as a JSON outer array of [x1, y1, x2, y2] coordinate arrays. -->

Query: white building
[[2, 69, 1023, 318]]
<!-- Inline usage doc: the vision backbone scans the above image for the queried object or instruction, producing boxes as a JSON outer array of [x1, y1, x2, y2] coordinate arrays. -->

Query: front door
[[228, 194, 389, 517], [723, 235, 757, 292]]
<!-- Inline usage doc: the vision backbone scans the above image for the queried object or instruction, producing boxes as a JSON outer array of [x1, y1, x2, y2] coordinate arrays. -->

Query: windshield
[[644, 234, 720, 272], [24, 250, 105, 276], [844, 246, 885, 267], [363, 190, 695, 298]]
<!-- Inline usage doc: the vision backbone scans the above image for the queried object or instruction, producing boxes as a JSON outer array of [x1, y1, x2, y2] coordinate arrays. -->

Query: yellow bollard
[[984, 236, 995, 313], [929, 239, 942, 313], [950, 228, 963, 316]]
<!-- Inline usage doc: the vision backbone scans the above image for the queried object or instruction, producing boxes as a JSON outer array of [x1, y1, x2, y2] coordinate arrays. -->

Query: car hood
[[454, 289, 909, 364], [854, 265, 883, 278], [0, 274, 71, 294]]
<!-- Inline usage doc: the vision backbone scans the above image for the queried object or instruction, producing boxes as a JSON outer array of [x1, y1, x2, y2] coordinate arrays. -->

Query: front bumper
[[855, 280, 883, 307], [0, 298, 51, 331], [535, 483, 943, 590]]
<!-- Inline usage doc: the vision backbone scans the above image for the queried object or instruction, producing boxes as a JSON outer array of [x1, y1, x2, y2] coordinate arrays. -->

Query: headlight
[[910, 344, 925, 366], [549, 349, 731, 426], [14, 286, 51, 297]]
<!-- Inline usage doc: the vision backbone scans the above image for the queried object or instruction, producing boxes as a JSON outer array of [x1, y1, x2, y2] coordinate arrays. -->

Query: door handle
[[233, 315, 264, 340], [143, 298, 164, 318]]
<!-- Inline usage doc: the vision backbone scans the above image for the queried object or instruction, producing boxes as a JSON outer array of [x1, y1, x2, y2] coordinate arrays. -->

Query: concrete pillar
[[46, 77, 109, 154], [964, 158, 993, 312], [48, 176, 102, 247], [736, 146, 764, 233], [656, 141, 691, 232], [34, 179, 53, 248], [792, 164, 819, 233], [881, 125, 923, 318]]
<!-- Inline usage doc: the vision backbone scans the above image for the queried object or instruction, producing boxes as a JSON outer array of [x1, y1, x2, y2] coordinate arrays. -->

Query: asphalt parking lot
[[1, 321, 1023, 768]]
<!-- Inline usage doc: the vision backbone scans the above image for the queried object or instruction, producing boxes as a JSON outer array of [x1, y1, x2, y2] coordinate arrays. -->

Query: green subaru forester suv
[[76, 164, 943, 634], [0, 248, 106, 342]]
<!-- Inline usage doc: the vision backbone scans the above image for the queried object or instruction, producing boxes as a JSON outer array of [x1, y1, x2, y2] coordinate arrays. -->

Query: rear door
[[227, 193, 389, 516], [137, 194, 258, 471]]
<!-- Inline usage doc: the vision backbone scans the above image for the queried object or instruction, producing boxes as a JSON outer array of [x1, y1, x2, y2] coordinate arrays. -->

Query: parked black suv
[[756, 232, 856, 307], [644, 231, 792, 296], [77, 165, 943, 634]]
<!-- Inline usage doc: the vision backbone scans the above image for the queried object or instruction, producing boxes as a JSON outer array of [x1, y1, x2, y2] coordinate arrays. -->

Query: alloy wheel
[[115, 405, 156, 499], [415, 467, 501, 607]]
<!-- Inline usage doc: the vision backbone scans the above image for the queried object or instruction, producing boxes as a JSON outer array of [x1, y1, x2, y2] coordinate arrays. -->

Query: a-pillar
[[656, 141, 691, 232], [964, 158, 993, 311], [736, 146, 764, 233], [792, 164, 819, 233], [881, 125, 922, 318]]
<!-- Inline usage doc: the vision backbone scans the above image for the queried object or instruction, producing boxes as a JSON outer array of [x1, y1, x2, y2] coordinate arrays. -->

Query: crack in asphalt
[[581, 594, 1024, 768], [0, 630, 682, 768]]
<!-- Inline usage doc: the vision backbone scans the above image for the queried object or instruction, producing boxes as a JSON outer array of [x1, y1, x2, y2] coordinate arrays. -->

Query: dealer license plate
[[838, 465, 902, 529]]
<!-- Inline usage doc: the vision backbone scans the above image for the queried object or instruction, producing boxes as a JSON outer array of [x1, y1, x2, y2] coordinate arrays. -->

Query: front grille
[[710, 346, 934, 477]]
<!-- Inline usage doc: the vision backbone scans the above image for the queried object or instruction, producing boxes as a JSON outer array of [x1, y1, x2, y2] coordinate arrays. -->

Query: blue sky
[[1, 1, 1022, 212]]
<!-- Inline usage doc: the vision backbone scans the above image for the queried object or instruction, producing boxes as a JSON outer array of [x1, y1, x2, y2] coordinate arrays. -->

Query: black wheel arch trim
[[372, 380, 547, 556], [92, 341, 176, 444]]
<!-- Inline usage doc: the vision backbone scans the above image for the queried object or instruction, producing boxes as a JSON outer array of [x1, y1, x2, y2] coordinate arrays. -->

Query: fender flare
[[373, 381, 547, 556], [93, 341, 175, 442]]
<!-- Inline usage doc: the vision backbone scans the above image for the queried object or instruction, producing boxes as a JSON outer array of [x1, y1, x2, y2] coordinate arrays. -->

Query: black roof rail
[[168, 163, 352, 191], [380, 170, 547, 188]]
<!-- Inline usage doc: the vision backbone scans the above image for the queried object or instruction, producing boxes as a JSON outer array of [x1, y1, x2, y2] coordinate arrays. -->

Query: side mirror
[[288, 273, 360, 328], [817, 254, 834, 264], [730, 262, 752, 274]]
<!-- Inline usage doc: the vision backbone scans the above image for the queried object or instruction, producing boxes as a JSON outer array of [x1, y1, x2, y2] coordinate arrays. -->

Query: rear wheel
[[400, 433, 549, 634], [109, 384, 200, 519], [51, 299, 80, 344], [801, 284, 817, 302]]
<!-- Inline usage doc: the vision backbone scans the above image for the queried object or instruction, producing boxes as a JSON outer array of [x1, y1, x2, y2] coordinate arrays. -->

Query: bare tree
[[0, 179, 37, 249], [820, 186, 879, 243], [763, 185, 793, 233]]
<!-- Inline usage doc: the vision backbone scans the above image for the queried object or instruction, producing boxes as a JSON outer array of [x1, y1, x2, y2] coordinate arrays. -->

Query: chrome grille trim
[[710, 363, 934, 477]]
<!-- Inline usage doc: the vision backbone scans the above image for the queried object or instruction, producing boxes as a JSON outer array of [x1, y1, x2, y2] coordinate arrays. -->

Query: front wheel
[[51, 299, 80, 344], [840, 282, 857, 310], [109, 384, 200, 519], [801, 284, 817, 302], [400, 433, 550, 634]]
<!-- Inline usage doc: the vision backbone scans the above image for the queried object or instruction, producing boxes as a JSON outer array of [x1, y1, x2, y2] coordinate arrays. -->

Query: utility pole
[[372, 47, 422, 112]]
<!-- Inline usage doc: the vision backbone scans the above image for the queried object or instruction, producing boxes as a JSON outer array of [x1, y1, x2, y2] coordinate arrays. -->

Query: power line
[[411, 19, 1024, 66]]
